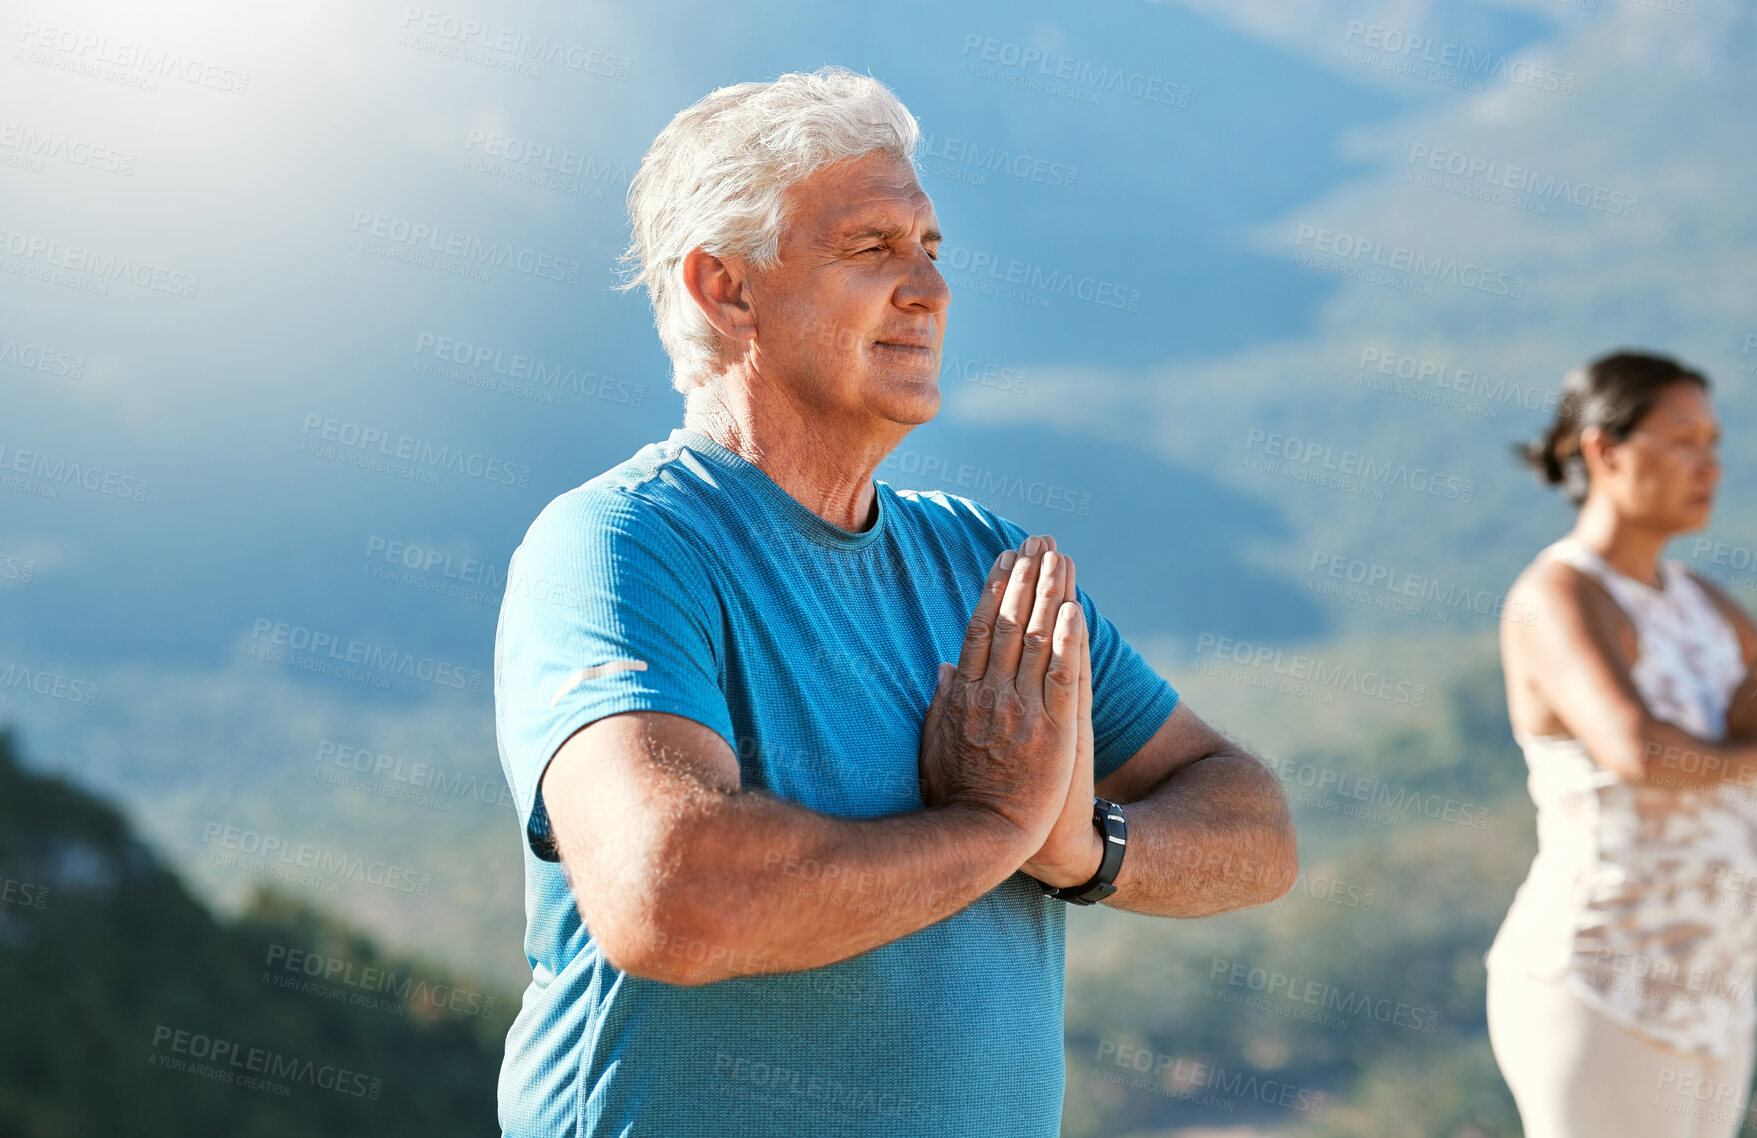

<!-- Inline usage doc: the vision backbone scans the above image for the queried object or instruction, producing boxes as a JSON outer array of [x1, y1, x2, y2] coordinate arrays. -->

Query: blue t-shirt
[[492, 427, 1179, 1137]]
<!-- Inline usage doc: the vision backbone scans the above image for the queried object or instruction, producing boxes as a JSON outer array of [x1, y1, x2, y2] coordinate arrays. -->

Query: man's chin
[[867, 368, 940, 414]]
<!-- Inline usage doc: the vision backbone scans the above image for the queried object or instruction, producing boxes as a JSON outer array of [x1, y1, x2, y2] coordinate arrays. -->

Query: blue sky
[[0, 0, 1544, 665], [4, 0, 1753, 983]]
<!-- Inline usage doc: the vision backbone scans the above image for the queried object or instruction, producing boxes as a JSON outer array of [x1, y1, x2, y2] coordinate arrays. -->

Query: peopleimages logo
[[0, 441, 148, 502], [0, 661, 99, 705], [1094, 1041, 1329, 1115], [248, 617, 484, 692], [878, 449, 1092, 515], [1293, 226, 1524, 300], [348, 210, 583, 284], [150, 1024, 380, 1098], [0, 226, 199, 297], [364, 536, 506, 589], [1208, 957, 1440, 1033], [1266, 753, 1489, 830], [1243, 429, 1474, 502], [462, 130, 628, 182], [914, 131, 1078, 190], [1307, 551, 1536, 625], [1194, 632, 1425, 707], [199, 822, 433, 895], [0, 333, 85, 379], [16, 22, 252, 94], [0, 123, 136, 175], [262, 943, 498, 1019], [713, 1050, 944, 1126], [314, 739, 515, 812], [398, 8, 632, 80], [1341, 21, 1575, 95], [958, 34, 1191, 107], [939, 244, 1142, 311], [1357, 347, 1559, 415], [411, 333, 643, 406], [1405, 144, 1637, 217], [298, 414, 532, 488]]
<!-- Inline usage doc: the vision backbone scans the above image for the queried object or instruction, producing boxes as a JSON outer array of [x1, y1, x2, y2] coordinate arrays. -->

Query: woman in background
[[1489, 350, 1757, 1138]]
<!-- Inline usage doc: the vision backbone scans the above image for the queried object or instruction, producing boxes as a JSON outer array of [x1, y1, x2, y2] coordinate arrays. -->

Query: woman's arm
[[1511, 559, 1757, 790], [1688, 571, 1757, 738]]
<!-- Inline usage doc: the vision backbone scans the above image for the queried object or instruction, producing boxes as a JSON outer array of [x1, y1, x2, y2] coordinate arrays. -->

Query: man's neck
[[682, 376, 906, 533]]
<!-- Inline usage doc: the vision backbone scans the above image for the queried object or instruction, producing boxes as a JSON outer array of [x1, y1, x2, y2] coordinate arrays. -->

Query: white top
[[1486, 536, 1755, 1056]]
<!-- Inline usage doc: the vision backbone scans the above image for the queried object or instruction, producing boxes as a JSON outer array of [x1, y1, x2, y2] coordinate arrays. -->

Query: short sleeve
[[492, 488, 735, 861], [986, 514, 1180, 784]]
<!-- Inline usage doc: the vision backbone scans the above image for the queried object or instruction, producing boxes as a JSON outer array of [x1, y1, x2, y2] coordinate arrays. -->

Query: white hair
[[617, 66, 921, 391]]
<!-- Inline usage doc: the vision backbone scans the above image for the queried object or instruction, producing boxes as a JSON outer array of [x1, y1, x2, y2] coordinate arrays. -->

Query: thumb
[[920, 663, 948, 769], [928, 662, 951, 713], [922, 663, 950, 742], [1043, 602, 1082, 727]]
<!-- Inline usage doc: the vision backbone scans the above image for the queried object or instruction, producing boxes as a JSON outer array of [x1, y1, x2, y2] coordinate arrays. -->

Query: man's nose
[[899, 251, 951, 314]]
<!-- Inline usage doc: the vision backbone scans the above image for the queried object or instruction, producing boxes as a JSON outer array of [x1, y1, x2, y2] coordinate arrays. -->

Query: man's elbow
[[1178, 802, 1298, 917], [1165, 762, 1300, 915], [582, 883, 739, 987], [554, 810, 744, 985], [1258, 824, 1300, 905], [1231, 764, 1300, 905], [1242, 785, 1300, 908]]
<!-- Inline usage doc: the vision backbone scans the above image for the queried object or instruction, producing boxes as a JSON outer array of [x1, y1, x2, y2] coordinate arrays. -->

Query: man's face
[[739, 150, 951, 430]]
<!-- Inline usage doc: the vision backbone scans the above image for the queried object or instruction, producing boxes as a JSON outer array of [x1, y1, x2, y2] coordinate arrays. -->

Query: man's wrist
[[933, 801, 1041, 867], [1041, 798, 1128, 905], [1018, 819, 1105, 889], [1069, 824, 1105, 888]]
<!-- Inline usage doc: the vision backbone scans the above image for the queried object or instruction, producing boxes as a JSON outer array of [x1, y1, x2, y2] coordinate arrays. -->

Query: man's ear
[[682, 246, 757, 347]]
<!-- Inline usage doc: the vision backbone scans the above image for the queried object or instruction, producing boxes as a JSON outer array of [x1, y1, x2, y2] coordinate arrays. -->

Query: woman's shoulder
[[1507, 545, 1633, 640], [1511, 541, 1600, 599]]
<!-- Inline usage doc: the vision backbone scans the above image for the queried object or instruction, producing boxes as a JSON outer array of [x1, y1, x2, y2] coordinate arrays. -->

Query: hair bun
[[1511, 430, 1564, 486]]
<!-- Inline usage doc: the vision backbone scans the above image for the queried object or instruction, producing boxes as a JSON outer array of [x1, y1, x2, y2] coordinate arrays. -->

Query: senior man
[[492, 66, 1297, 1137]]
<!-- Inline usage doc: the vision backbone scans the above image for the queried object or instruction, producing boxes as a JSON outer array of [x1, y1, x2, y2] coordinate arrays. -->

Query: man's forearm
[[614, 791, 1035, 985], [1101, 748, 1297, 918]]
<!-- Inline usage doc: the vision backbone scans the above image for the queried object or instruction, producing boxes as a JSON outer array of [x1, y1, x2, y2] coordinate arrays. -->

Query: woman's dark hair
[[1514, 349, 1711, 507]]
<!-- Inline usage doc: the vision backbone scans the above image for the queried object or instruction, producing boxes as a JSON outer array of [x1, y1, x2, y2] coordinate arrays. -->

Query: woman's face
[[1591, 381, 1721, 532]]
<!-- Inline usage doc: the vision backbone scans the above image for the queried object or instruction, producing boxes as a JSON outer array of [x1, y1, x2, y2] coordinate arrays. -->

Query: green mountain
[[0, 726, 510, 1137], [9, 658, 1737, 1137]]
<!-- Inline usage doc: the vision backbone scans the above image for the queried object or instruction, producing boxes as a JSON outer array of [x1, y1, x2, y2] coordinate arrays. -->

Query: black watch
[[1040, 797, 1127, 906]]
